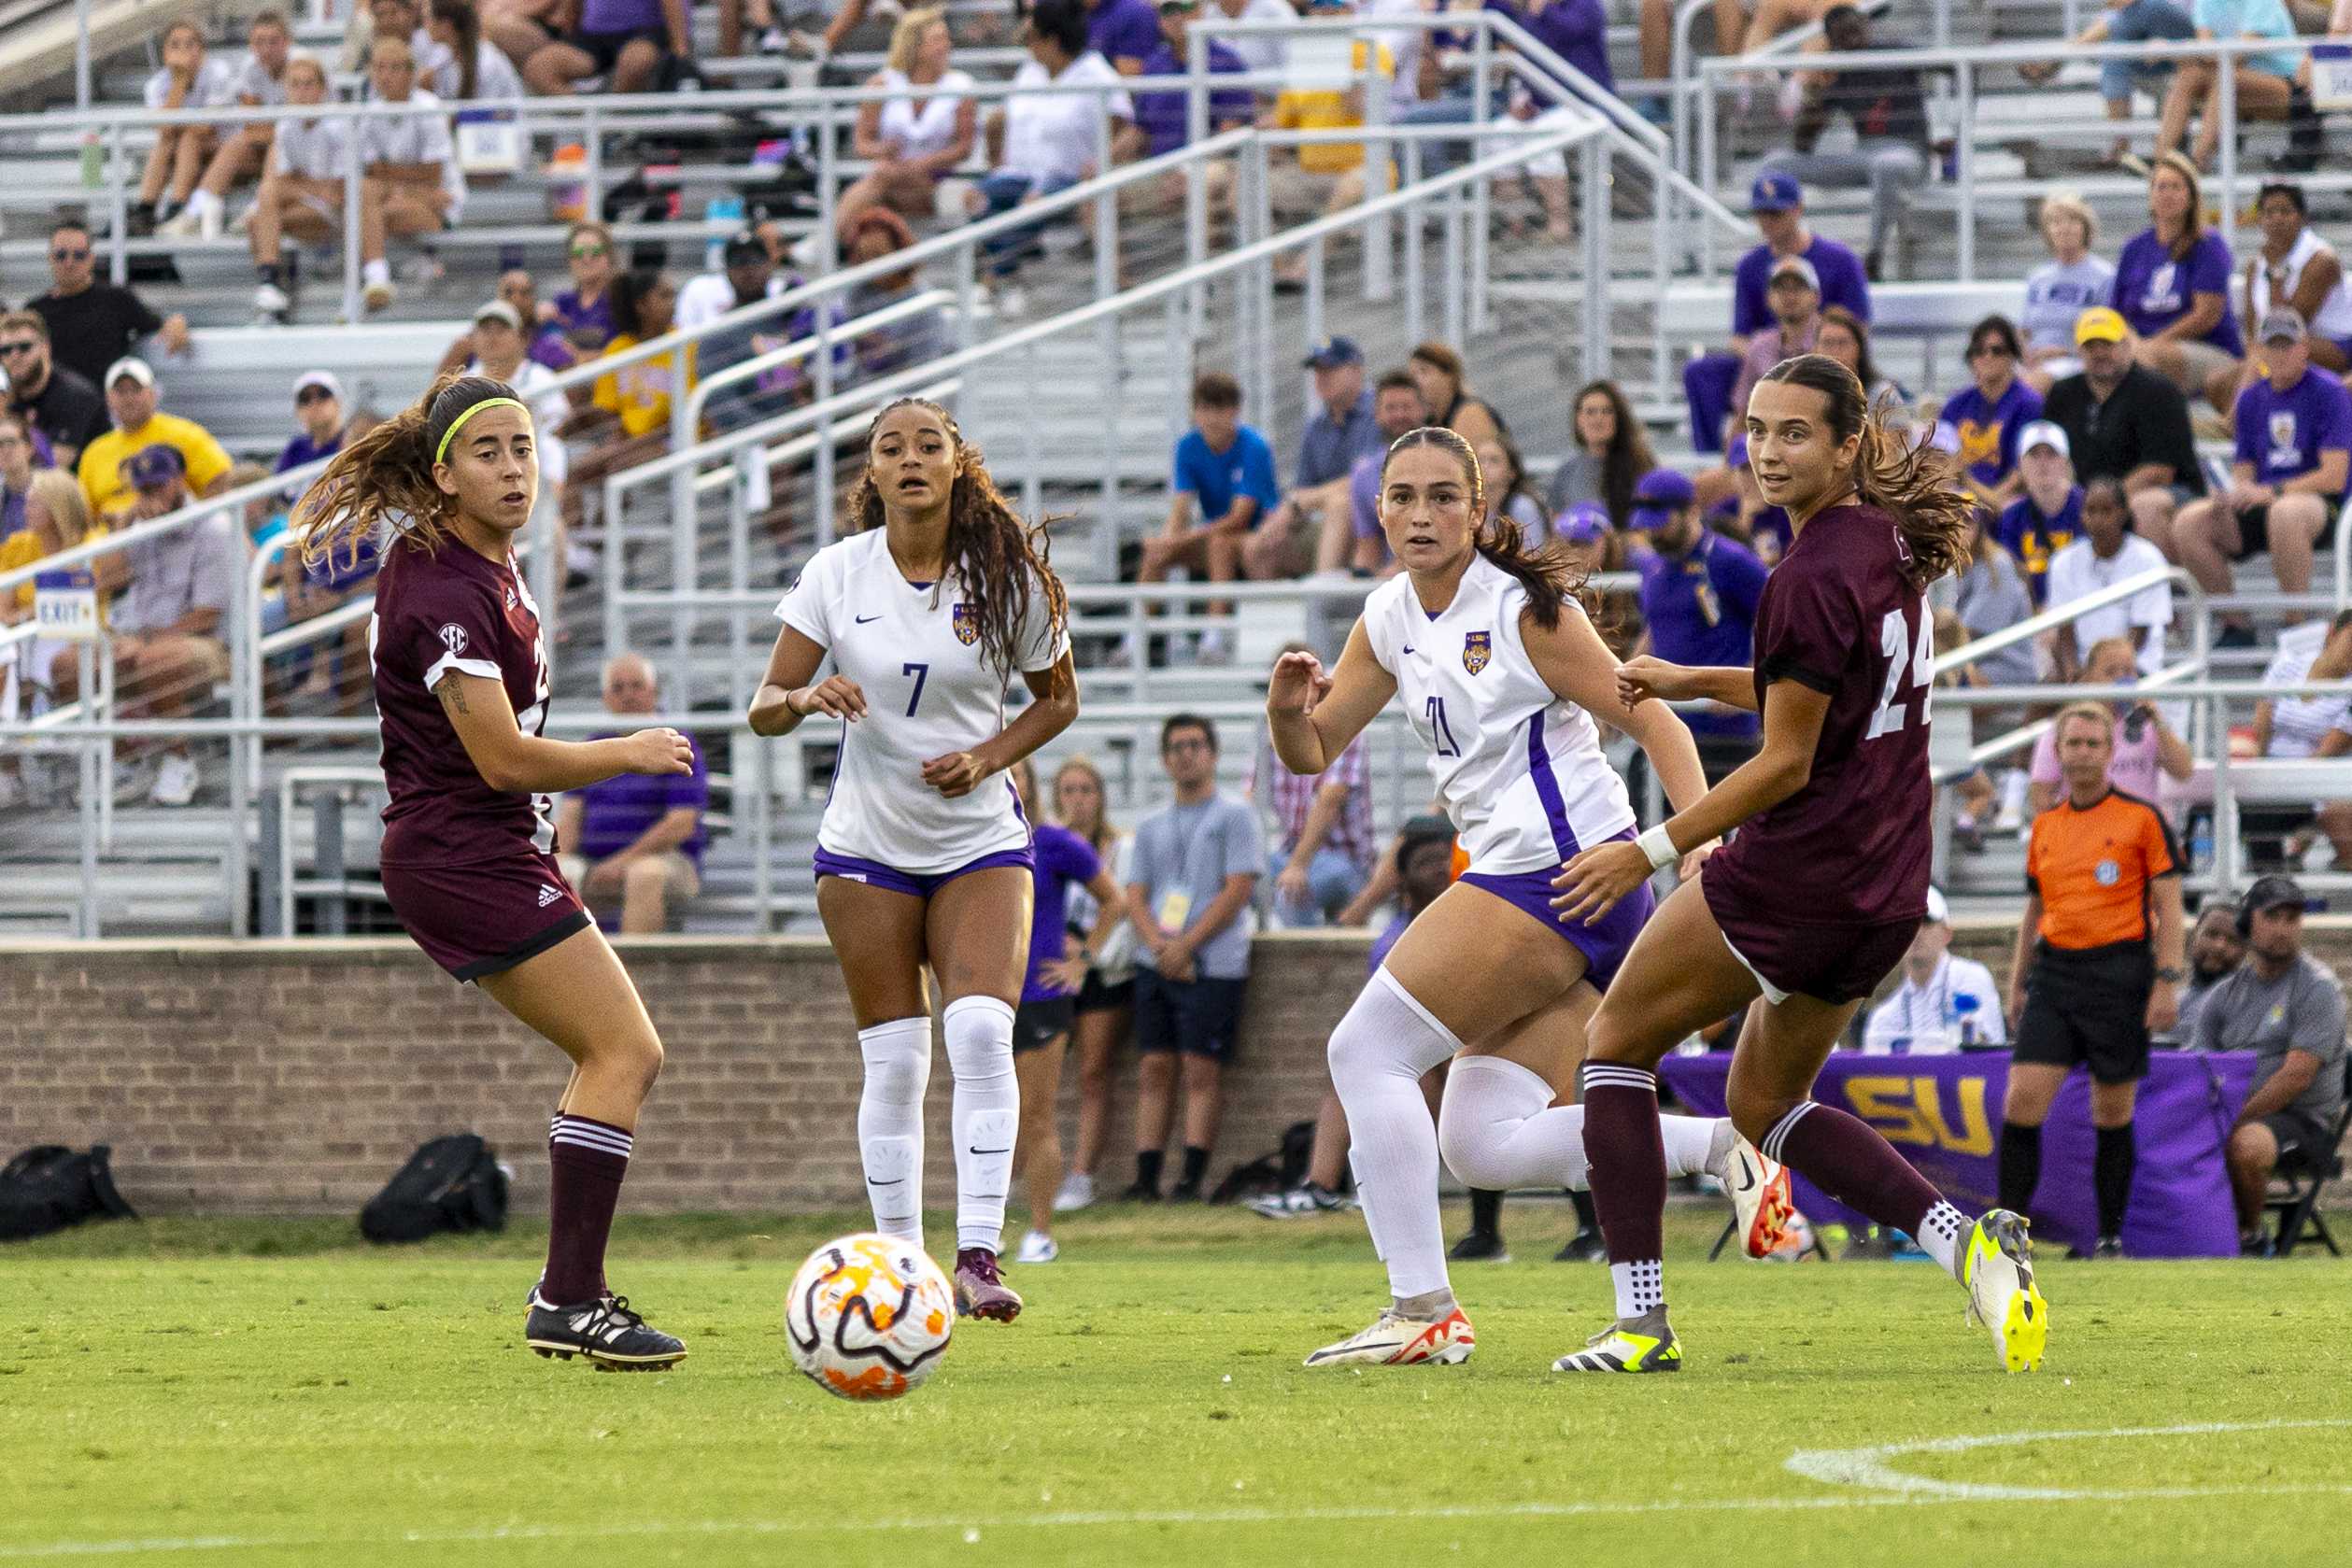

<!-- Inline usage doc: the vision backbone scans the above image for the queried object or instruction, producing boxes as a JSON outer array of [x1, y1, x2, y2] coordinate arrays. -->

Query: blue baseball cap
[[1629, 468, 1696, 530], [1302, 335, 1364, 371], [124, 444, 187, 488], [1553, 501, 1610, 544], [1750, 170, 1803, 213]]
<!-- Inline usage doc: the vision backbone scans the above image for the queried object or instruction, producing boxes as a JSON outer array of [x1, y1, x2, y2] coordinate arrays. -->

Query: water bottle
[[2190, 816, 2213, 874], [79, 133, 103, 190]]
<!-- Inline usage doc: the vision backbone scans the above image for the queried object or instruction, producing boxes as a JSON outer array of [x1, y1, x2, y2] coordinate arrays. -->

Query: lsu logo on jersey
[[1462, 630, 1491, 674], [951, 602, 979, 646]]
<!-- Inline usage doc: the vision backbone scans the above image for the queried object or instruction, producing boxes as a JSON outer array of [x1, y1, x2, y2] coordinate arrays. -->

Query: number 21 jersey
[[777, 529, 1068, 874]]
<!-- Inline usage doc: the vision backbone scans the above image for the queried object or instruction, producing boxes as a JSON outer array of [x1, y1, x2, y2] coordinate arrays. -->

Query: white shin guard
[[943, 995, 1019, 1255], [1328, 969, 1462, 1300], [857, 1016, 933, 1249]]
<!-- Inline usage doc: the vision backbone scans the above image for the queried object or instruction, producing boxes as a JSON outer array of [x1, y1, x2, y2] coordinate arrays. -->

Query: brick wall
[[4, 920, 2344, 1216]]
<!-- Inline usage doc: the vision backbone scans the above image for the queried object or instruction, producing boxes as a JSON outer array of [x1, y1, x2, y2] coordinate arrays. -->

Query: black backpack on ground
[[1209, 1120, 1330, 1205], [0, 1145, 137, 1241], [360, 1135, 509, 1243]]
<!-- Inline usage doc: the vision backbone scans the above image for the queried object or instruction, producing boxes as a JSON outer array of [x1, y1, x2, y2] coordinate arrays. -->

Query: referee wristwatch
[[2155, 967, 2187, 983]]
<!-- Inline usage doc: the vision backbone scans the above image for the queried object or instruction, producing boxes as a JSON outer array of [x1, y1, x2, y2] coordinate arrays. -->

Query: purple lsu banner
[[1659, 1051, 2260, 1258]]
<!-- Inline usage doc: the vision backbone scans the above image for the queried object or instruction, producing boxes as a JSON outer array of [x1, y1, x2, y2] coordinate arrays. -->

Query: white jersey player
[[1262, 426, 1794, 1369], [750, 398, 1078, 1324]]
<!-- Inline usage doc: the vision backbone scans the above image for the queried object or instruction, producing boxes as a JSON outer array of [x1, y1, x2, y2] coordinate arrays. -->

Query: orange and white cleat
[[1302, 1305, 1475, 1367], [1725, 1137, 1797, 1259]]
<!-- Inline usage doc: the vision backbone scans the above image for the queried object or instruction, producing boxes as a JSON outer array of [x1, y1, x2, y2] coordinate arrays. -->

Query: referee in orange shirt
[[2001, 702, 2186, 1259]]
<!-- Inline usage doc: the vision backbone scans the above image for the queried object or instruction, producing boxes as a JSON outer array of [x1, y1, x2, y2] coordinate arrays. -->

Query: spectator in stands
[[2020, 0, 2198, 171], [435, 269, 565, 374], [1681, 171, 1869, 452], [361, 0, 457, 83], [355, 35, 464, 315], [572, 270, 681, 524], [2112, 153, 2244, 414], [0, 415, 35, 544], [1736, 0, 1839, 56], [2245, 182, 2352, 374], [2199, 875, 2349, 1255], [52, 446, 236, 806], [1337, 368, 1431, 574], [1863, 887, 2005, 1052], [1951, 507, 2038, 689], [275, 370, 348, 494], [1407, 341, 1504, 452], [1995, 420, 2084, 605], [1478, 431, 1549, 546], [1088, 0, 1163, 74], [1214, 0, 1296, 78], [969, 0, 1134, 317], [1140, 372, 1280, 651], [544, 221, 620, 360], [2020, 192, 2115, 392], [1547, 378, 1656, 525], [1552, 501, 1614, 580], [1050, 754, 1137, 1215], [1728, 254, 1824, 439], [78, 359, 231, 524], [426, 0, 527, 104], [2042, 307, 2204, 543], [1125, 712, 1264, 1200], [1632, 468, 1767, 780], [2253, 610, 2352, 867], [555, 652, 710, 933], [133, 17, 238, 235], [463, 300, 571, 501], [837, 8, 978, 240], [0, 312, 106, 471], [1755, 6, 1929, 283], [0, 470, 117, 643], [2170, 902, 2247, 1042], [1266, 8, 1395, 290], [2168, 307, 2350, 642], [1122, 0, 1254, 222], [1248, 643, 1377, 925], [677, 227, 784, 332], [511, 0, 687, 94], [715, 0, 786, 56], [843, 209, 946, 378], [1816, 304, 1908, 413], [1941, 316, 2044, 513], [2047, 480, 2178, 680], [30, 221, 189, 389], [163, 11, 297, 242], [1249, 338, 1376, 581], [276, 466, 379, 710], [2154, 0, 2300, 170], [2026, 634, 2194, 818], [247, 54, 347, 327]]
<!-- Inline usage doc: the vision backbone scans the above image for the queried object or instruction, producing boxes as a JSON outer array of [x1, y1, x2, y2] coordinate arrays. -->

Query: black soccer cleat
[[525, 1292, 687, 1371], [1553, 1228, 1608, 1263], [1449, 1229, 1510, 1263]]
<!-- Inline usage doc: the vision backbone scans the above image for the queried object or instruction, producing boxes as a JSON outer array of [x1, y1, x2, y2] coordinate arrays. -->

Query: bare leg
[[1180, 1053, 1225, 1157], [1071, 1001, 1126, 1178], [1014, 1035, 1070, 1237]]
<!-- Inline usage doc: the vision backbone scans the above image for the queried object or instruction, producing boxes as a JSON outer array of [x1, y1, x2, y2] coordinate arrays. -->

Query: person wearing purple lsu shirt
[[556, 651, 710, 934], [2170, 305, 2352, 642]]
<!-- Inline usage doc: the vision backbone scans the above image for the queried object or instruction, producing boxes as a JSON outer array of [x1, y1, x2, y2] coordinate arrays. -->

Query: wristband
[[1635, 823, 1679, 872]]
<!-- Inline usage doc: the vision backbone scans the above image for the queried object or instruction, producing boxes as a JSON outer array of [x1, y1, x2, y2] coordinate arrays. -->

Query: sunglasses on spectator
[[51, 247, 90, 261], [295, 386, 335, 405], [571, 243, 609, 260], [0, 340, 38, 357]]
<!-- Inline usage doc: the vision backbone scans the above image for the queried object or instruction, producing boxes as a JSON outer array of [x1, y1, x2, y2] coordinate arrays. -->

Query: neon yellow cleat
[[1552, 1309, 1681, 1373], [1962, 1208, 2049, 1373]]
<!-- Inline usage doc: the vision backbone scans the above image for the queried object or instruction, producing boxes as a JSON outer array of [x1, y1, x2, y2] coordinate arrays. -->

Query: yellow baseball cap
[[2074, 306, 2128, 346]]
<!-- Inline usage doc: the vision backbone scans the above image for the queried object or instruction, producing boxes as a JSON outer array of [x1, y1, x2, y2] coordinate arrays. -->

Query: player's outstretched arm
[[1523, 603, 1709, 819], [435, 671, 691, 795], [1266, 620, 1394, 776], [748, 624, 866, 737], [1616, 655, 1761, 713]]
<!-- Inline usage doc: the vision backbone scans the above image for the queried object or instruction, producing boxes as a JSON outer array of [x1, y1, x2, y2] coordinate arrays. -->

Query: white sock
[[1919, 1200, 1969, 1280], [857, 1016, 932, 1251], [186, 190, 221, 219], [1664, 1114, 1729, 1180], [362, 258, 391, 287], [1438, 1054, 1588, 1190], [1328, 968, 1462, 1301], [943, 995, 1019, 1255], [1610, 1259, 1663, 1320]]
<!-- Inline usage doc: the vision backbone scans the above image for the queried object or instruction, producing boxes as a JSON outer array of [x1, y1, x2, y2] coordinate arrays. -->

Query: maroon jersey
[[1702, 502, 1933, 928], [369, 538, 554, 867]]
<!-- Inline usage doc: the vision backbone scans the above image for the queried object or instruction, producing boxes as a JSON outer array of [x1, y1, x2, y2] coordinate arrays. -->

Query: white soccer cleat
[[1303, 1306, 1474, 1368], [1052, 1172, 1096, 1212], [1013, 1229, 1058, 1264], [1724, 1136, 1797, 1259], [1962, 1208, 2048, 1373]]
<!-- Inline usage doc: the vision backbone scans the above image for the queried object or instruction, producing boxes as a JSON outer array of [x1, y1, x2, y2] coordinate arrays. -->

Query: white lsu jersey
[[777, 530, 1069, 874], [1360, 553, 1634, 875]]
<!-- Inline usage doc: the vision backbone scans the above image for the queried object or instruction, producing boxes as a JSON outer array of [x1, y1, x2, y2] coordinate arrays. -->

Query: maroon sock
[[1762, 1100, 1946, 1238], [1579, 1063, 1668, 1268], [544, 1113, 632, 1306]]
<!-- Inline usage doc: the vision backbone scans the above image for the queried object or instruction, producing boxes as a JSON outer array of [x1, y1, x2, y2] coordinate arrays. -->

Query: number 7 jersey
[[1702, 501, 1934, 927], [777, 529, 1068, 874], [1360, 553, 1635, 876]]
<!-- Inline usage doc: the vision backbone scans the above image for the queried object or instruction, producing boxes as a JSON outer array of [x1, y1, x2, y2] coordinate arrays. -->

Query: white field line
[[1783, 1417, 2352, 1501]]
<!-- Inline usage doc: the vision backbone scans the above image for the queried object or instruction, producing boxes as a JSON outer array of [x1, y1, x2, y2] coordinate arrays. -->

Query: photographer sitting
[[2026, 636, 2192, 820]]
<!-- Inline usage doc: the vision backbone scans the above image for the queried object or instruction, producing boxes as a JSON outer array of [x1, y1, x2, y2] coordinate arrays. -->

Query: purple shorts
[[1456, 830, 1654, 992], [1702, 865, 1919, 1005], [813, 846, 1033, 898], [381, 848, 592, 982]]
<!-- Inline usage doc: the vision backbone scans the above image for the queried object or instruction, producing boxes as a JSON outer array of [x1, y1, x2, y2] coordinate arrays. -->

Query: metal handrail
[[1930, 565, 2198, 677]]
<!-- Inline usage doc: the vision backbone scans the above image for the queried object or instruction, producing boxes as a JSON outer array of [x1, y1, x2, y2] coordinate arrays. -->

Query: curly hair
[[1378, 425, 1584, 632], [841, 396, 1069, 679], [294, 372, 524, 575], [1755, 353, 1972, 588]]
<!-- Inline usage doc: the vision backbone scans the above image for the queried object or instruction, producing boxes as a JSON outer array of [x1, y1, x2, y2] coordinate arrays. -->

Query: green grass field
[[6, 1203, 2347, 1568]]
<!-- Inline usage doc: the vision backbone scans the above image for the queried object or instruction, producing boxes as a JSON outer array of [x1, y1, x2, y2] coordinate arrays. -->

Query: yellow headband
[[433, 396, 530, 466]]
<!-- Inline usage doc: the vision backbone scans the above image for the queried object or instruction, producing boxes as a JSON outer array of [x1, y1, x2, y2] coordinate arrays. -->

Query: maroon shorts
[[381, 849, 592, 982], [1702, 869, 1919, 1006]]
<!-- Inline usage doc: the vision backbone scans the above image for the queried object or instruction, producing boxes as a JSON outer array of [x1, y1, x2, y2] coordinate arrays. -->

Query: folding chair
[[2266, 1060, 2352, 1258]]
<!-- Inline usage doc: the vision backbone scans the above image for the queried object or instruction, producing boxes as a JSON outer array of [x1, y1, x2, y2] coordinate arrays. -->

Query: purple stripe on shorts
[[813, 845, 1034, 898], [1523, 713, 1580, 862], [1457, 829, 1651, 991]]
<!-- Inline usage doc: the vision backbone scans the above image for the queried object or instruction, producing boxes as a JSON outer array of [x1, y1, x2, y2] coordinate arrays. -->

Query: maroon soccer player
[[1549, 354, 2052, 1376], [298, 372, 695, 1370]]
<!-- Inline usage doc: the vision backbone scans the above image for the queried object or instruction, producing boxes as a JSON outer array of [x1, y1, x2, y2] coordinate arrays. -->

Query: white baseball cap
[[2017, 419, 2069, 460], [104, 356, 154, 389], [294, 370, 343, 403]]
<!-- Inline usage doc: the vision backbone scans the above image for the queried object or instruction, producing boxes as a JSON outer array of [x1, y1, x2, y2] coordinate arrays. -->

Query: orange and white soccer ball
[[785, 1233, 956, 1401]]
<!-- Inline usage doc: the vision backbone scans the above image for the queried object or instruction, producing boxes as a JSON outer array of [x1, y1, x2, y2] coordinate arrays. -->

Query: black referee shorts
[[2014, 939, 2155, 1083]]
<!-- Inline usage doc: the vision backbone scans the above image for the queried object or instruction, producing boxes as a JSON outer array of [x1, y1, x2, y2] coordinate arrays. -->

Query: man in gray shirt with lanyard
[[2190, 876, 2349, 1254], [1124, 712, 1266, 1201]]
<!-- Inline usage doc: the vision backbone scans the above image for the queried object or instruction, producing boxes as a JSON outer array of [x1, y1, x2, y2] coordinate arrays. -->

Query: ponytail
[[295, 372, 521, 576], [1757, 354, 1971, 590], [1380, 425, 1586, 631]]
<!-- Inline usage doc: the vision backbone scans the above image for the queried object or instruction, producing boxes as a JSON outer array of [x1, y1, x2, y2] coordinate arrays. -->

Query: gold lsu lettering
[[1840, 1075, 1995, 1156]]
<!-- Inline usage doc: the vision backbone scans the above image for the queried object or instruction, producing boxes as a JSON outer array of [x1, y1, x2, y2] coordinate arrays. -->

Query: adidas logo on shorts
[[538, 884, 562, 908]]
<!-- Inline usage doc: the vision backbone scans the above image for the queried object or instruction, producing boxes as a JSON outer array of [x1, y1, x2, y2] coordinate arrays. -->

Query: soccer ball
[[784, 1232, 956, 1401]]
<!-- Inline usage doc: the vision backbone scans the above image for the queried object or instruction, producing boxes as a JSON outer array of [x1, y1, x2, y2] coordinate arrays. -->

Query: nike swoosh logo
[[969, 1146, 1011, 1155], [855, 614, 881, 624], [867, 1178, 905, 1187], [1735, 1160, 1756, 1193], [1401, 644, 1415, 655]]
